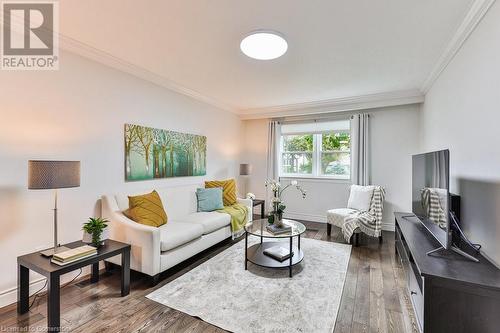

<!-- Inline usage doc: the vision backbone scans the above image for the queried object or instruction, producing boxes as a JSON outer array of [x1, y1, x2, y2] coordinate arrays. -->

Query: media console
[[394, 212, 500, 333]]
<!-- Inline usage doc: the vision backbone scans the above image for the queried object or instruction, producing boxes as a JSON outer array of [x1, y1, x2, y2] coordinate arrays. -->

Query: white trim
[[0, 277, 46, 308], [58, 34, 237, 113], [284, 212, 395, 233], [382, 221, 395, 232], [421, 0, 496, 93], [41, 1, 493, 118], [239, 90, 424, 120], [284, 212, 327, 223], [280, 176, 351, 184], [0, 266, 92, 308]]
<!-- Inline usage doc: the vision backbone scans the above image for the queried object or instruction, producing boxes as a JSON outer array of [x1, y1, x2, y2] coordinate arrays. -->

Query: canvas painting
[[125, 124, 207, 180]]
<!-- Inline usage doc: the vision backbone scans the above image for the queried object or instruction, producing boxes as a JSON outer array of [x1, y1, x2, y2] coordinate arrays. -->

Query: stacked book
[[51, 245, 97, 266], [263, 245, 294, 262], [266, 224, 292, 235]]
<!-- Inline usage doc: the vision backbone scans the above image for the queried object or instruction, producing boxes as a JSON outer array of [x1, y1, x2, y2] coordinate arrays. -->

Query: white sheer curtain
[[266, 120, 281, 212], [351, 114, 370, 185]]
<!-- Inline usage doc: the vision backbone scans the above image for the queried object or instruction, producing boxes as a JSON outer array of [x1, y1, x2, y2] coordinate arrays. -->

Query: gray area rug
[[147, 238, 351, 333]]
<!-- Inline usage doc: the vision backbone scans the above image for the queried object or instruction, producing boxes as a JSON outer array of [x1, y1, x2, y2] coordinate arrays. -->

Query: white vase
[[274, 213, 284, 228], [82, 231, 92, 244]]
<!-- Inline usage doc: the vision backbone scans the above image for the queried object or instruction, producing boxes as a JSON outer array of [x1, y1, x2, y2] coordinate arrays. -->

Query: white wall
[[420, 1, 500, 266], [0, 51, 242, 306], [242, 105, 421, 228]]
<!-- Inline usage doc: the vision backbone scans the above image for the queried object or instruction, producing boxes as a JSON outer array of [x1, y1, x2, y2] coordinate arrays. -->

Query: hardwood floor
[[0, 222, 419, 332]]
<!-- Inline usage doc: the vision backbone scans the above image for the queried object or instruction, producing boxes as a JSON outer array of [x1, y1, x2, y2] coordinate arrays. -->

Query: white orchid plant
[[265, 179, 307, 224]]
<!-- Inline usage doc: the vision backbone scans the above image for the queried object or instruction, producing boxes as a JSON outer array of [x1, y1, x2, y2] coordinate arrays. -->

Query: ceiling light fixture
[[240, 31, 288, 60]]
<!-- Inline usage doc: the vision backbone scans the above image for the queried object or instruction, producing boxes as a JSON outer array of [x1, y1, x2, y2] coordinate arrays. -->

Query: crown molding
[[58, 34, 237, 113], [50, 0, 493, 118], [421, 0, 496, 93], [238, 90, 424, 120]]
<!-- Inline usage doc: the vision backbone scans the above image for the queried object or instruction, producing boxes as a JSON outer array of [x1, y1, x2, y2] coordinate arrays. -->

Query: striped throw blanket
[[342, 186, 385, 242], [421, 188, 447, 228]]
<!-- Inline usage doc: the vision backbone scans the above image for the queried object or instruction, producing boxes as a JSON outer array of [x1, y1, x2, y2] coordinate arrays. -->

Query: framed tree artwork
[[125, 124, 207, 181]]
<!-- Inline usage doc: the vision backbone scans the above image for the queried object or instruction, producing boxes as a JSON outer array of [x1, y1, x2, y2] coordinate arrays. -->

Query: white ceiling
[[60, 0, 474, 114]]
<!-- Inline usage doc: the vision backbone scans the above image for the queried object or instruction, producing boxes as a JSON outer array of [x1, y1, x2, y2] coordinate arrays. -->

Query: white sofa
[[101, 184, 252, 282]]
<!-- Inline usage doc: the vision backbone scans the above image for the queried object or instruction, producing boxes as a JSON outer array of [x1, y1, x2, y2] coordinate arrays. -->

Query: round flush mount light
[[240, 31, 288, 60]]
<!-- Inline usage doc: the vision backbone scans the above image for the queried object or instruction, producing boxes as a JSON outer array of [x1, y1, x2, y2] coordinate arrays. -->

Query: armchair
[[326, 185, 385, 246]]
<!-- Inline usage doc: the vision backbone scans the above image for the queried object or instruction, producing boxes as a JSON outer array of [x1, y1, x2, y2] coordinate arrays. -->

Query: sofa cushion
[[347, 185, 375, 211], [196, 187, 224, 212], [327, 208, 358, 229], [176, 212, 230, 234], [124, 190, 168, 227], [205, 179, 237, 206], [159, 221, 203, 252]]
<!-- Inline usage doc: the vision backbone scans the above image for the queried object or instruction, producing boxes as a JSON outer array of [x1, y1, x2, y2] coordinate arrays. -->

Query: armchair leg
[[379, 234, 383, 244], [327, 224, 332, 236], [349, 234, 359, 247]]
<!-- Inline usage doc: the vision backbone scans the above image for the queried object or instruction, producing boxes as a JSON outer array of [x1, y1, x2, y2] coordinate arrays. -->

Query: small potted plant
[[83, 217, 109, 248]]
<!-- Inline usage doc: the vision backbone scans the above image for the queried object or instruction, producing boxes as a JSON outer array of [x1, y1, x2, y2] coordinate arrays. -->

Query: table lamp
[[239, 163, 252, 176], [28, 160, 81, 257], [239, 163, 252, 197]]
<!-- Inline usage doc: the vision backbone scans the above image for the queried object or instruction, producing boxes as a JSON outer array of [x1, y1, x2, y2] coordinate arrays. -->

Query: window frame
[[279, 128, 351, 180]]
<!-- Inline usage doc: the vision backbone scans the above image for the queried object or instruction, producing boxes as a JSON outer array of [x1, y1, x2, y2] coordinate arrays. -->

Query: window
[[280, 120, 350, 179]]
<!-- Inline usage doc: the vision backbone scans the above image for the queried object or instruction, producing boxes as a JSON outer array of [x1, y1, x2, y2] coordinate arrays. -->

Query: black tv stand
[[395, 212, 500, 333]]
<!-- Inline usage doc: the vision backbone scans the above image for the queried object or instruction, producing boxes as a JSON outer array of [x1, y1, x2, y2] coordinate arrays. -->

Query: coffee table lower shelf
[[245, 242, 304, 277]]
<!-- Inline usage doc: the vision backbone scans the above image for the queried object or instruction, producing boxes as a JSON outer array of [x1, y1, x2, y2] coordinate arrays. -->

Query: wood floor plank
[[352, 247, 371, 328], [0, 223, 416, 333]]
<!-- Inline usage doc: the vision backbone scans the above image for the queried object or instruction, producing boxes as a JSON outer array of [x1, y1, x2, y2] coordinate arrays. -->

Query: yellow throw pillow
[[205, 179, 237, 206], [123, 190, 168, 227]]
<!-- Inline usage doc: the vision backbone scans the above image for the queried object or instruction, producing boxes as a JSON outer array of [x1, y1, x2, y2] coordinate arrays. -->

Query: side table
[[17, 240, 130, 332]]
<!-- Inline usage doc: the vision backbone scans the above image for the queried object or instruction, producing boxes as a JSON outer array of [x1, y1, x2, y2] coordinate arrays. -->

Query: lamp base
[[40, 246, 71, 257]]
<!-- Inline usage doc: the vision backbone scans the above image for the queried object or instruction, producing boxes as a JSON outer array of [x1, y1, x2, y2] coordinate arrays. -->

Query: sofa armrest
[[102, 195, 161, 276], [237, 197, 253, 222]]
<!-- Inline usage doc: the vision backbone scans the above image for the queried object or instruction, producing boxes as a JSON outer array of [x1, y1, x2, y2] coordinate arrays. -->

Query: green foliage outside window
[[281, 131, 351, 177], [322, 132, 350, 151], [282, 134, 313, 152], [321, 132, 351, 176]]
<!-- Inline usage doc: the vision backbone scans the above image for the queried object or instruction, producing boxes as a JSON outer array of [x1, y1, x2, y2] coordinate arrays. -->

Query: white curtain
[[266, 120, 281, 212], [351, 114, 370, 185]]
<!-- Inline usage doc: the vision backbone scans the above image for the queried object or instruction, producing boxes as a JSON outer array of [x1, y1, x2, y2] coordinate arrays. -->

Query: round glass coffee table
[[244, 218, 306, 277]]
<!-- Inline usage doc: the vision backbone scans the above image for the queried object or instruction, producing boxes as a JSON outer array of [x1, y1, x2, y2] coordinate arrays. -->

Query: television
[[412, 149, 450, 249]]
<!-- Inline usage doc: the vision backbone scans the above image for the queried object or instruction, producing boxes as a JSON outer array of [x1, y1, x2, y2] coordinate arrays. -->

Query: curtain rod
[[275, 112, 369, 124]]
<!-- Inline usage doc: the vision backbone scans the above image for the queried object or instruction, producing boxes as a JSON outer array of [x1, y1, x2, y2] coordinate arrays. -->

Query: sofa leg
[[151, 274, 160, 287], [354, 233, 360, 247], [327, 223, 332, 236]]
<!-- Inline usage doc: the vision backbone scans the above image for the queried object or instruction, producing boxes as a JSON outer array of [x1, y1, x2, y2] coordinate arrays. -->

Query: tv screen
[[412, 149, 450, 249]]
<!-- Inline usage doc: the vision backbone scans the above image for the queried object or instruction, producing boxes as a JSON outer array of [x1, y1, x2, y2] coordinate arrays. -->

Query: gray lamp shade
[[239, 163, 252, 176], [28, 160, 81, 189]]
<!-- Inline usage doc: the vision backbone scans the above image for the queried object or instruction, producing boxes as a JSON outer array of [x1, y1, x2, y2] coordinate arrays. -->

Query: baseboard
[[283, 212, 327, 223], [0, 266, 94, 308], [382, 221, 395, 232], [0, 277, 46, 309], [284, 212, 395, 232]]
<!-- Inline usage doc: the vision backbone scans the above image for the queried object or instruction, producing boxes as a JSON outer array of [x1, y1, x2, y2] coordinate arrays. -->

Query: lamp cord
[[29, 268, 83, 310]]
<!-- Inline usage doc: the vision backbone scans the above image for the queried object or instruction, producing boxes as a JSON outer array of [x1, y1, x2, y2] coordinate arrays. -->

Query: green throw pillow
[[196, 187, 224, 212]]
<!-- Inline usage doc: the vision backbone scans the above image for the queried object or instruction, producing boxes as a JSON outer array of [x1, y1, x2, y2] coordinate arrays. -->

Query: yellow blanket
[[217, 203, 248, 237]]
